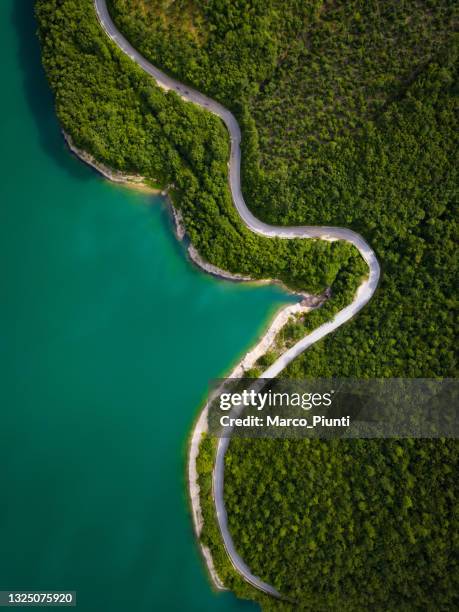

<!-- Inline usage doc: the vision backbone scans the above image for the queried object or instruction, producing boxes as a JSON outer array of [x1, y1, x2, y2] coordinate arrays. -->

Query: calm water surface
[[0, 2, 293, 610]]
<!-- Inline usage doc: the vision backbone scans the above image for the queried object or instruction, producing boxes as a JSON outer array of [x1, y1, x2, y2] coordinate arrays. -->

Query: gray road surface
[[94, 0, 380, 598]]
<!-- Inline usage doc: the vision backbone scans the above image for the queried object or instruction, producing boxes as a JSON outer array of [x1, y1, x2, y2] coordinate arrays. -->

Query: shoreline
[[227, 293, 326, 378], [187, 286, 327, 591], [64, 130, 300, 294], [187, 404, 228, 591], [91, 1, 380, 599], [187, 242, 319, 299], [62, 128, 327, 590], [63, 131, 166, 195]]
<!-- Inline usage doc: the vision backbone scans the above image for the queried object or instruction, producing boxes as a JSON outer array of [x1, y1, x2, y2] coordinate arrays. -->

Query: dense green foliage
[[38, 0, 458, 609], [36, 0, 365, 300], [225, 437, 458, 609], [106, 1, 459, 608], [195, 435, 277, 607], [108, 0, 458, 378], [108, 0, 293, 103]]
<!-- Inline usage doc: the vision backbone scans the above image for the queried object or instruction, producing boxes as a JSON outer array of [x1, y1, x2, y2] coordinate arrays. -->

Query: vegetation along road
[[94, 0, 380, 598]]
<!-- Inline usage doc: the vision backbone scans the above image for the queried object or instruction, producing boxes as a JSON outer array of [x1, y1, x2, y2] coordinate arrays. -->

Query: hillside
[[37, 0, 458, 608]]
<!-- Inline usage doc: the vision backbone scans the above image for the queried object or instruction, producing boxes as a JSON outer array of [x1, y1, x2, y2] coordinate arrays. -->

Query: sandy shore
[[179, 212, 327, 589], [63, 130, 326, 590], [92, 1, 379, 596], [62, 133, 236, 588], [187, 283, 327, 591], [173, 207, 331, 591], [228, 298, 324, 378], [188, 406, 228, 591], [173, 200, 330, 590]]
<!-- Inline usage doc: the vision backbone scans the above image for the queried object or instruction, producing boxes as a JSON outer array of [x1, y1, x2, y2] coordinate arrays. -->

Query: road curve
[[94, 0, 380, 598]]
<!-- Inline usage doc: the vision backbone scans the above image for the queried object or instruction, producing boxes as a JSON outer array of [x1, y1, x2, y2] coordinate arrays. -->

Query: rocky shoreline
[[63, 131, 166, 194], [62, 131, 326, 591]]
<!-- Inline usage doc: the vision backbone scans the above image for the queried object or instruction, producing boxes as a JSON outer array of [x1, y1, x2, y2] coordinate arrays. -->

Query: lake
[[0, 2, 293, 610]]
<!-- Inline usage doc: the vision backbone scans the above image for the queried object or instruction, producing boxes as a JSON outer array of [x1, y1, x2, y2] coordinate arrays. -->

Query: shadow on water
[[156, 200, 236, 287], [10, 1, 90, 181], [156, 200, 207, 276]]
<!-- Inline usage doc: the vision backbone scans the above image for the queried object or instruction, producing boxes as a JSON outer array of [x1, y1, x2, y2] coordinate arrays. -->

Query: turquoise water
[[0, 2, 294, 610]]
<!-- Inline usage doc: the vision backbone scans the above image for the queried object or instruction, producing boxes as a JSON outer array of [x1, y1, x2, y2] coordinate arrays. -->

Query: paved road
[[94, 0, 380, 598]]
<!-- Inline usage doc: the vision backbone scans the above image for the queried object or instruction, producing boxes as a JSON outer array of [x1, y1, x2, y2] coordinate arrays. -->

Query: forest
[[37, 0, 458, 609], [35, 0, 365, 303], [106, 0, 458, 378], [224, 437, 458, 609]]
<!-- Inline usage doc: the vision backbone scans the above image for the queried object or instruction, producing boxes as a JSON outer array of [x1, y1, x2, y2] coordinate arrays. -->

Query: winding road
[[94, 0, 380, 598]]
